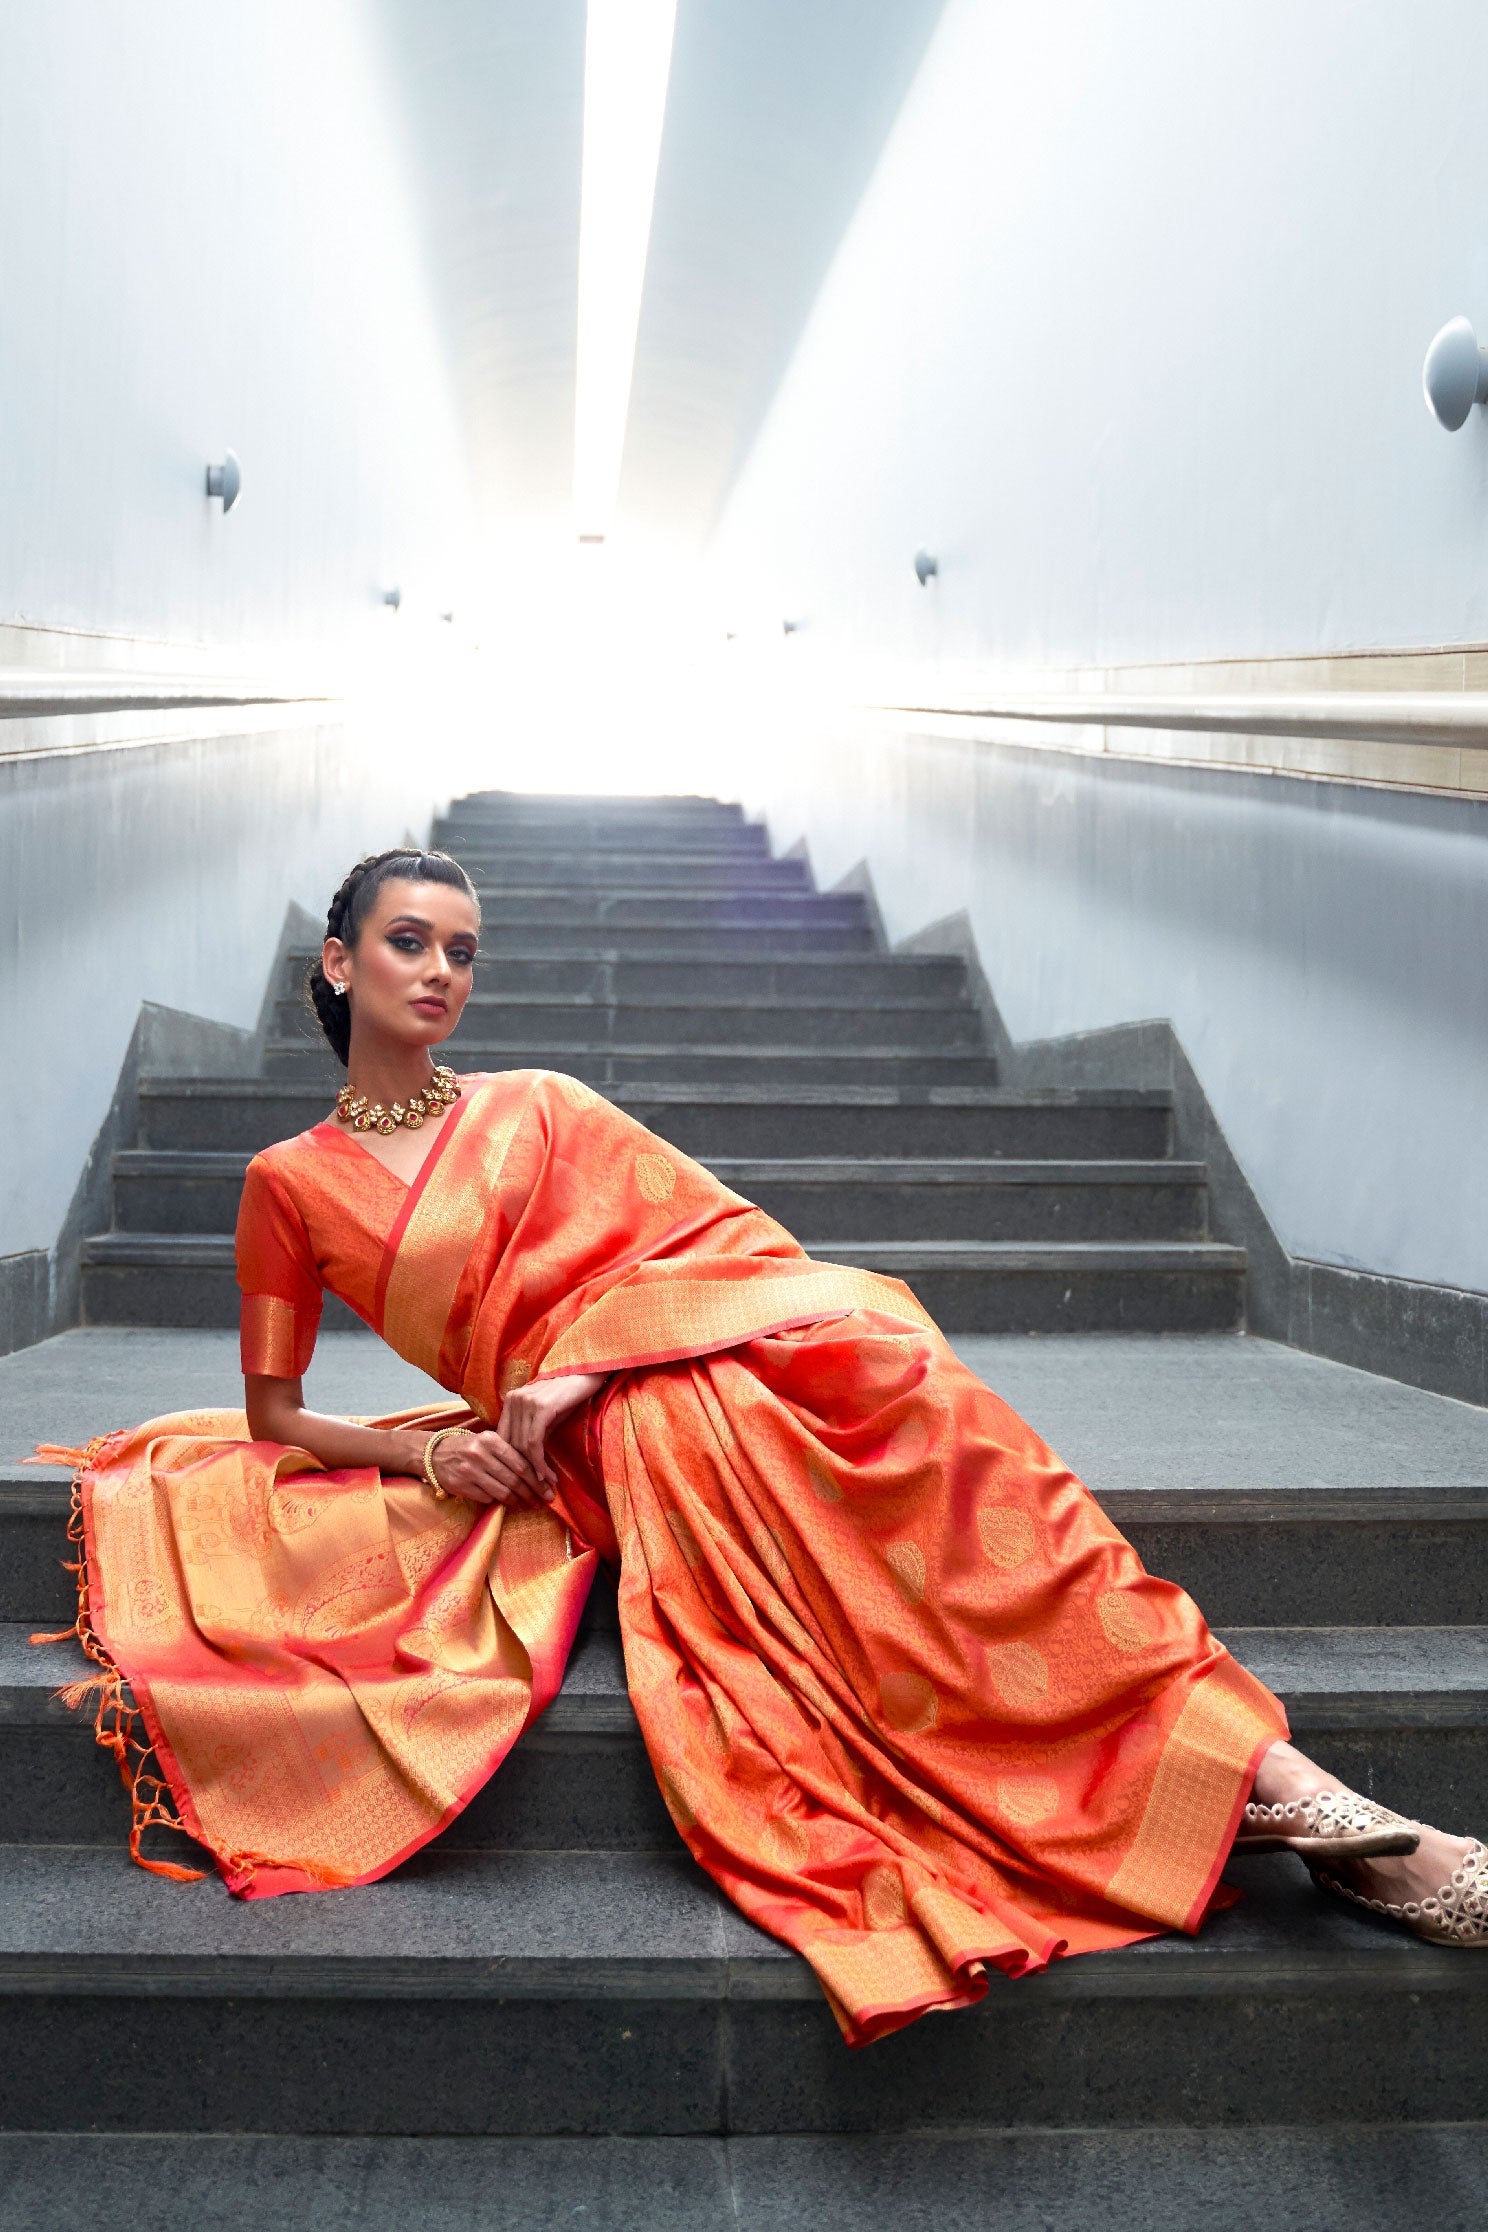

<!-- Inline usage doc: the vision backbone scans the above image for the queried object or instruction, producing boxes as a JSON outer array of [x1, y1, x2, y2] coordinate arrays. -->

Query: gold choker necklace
[[336, 1065, 459, 1135]]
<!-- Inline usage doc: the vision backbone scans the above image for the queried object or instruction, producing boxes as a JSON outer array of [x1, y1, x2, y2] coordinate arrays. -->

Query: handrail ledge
[[0, 669, 339, 720], [868, 688, 1488, 751]]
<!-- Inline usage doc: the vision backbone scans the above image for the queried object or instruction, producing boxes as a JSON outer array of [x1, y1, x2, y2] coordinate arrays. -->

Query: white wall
[[705, 0, 1488, 1300], [0, 0, 471, 655], [0, 1, 482, 1279], [710, 0, 1488, 664]]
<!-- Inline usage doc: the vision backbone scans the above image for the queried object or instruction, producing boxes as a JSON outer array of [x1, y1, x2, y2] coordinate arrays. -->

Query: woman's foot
[[1314, 1826, 1488, 1946], [1235, 1740, 1419, 1861], [1243, 1743, 1486, 1947]]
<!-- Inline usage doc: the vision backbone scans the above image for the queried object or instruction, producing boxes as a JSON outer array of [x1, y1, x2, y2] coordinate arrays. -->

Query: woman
[[41, 847, 1486, 2047]]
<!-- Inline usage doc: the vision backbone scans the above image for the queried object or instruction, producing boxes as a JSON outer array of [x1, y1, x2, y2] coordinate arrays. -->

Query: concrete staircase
[[0, 792, 1485, 2222], [81, 790, 1245, 1338]]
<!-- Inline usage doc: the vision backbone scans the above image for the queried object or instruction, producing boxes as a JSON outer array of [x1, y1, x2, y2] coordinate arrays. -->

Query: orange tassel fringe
[[29, 1437, 207, 1883]]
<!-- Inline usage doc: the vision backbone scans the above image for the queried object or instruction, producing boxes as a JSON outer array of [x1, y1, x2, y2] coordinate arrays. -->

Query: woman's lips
[[411, 997, 448, 1017]]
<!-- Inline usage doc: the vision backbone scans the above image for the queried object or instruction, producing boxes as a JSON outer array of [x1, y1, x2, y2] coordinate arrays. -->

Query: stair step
[[471, 892, 870, 928], [1101, 1486, 1488, 1626], [445, 791, 746, 821], [718, 1161, 1208, 1243], [110, 1154, 1210, 1243], [2, 1625, 676, 1858], [449, 844, 776, 871], [443, 805, 762, 832], [806, 1238, 1246, 1334], [262, 1044, 1002, 1089], [457, 861, 812, 893], [8, 1468, 1487, 1630], [439, 813, 768, 841], [0, 1846, 1482, 2134], [280, 951, 966, 1001], [77, 1235, 1242, 1334], [134, 1079, 1174, 1159], [274, 998, 987, 1054], [468, 923, 880, 958], [0, 2128, 1482, 2230], [6, 1621, 1486, 1851], [0, 1836, 1480, 2005]]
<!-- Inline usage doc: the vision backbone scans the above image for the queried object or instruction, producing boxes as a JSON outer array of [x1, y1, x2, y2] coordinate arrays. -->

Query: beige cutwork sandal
[[1233, 1788, 1420, 1862], [1310, 1837, 1488, 1948]]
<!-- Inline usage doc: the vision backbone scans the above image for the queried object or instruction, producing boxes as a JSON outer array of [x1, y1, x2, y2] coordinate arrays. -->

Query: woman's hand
[[496, 1372, 608, 1491], [426, 1423, 552, 1510]]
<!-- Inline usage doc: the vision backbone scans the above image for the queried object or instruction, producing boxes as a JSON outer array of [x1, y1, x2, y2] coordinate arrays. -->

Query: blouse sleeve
[[235, 1154, 324, 1378]]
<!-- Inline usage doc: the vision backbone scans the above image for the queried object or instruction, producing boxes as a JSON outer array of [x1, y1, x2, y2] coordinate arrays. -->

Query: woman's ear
[[322, 937, 350, 991]]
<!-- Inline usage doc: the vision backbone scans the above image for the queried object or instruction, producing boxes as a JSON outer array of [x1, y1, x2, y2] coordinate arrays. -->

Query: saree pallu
[[40, 1069, 1287, 2046]]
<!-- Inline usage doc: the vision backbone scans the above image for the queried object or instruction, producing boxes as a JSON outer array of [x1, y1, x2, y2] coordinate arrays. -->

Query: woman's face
[[325, 877, 480, 1056]]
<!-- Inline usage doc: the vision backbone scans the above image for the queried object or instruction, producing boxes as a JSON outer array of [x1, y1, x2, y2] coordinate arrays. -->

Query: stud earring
[[334, 982, 348, 997]]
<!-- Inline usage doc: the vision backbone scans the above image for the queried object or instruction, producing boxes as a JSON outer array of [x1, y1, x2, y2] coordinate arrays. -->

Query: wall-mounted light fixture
[[382, 588, 402, 611], [205, 451, 241, 512], [914, 549, 939, 586], [782, 619, 801, 636], [1423, 317, 1488, 431]]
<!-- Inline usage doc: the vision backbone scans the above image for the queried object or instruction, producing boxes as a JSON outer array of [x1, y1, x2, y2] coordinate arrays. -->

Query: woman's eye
[[450, 950, 476, 969], [390, 934, 424, 954]]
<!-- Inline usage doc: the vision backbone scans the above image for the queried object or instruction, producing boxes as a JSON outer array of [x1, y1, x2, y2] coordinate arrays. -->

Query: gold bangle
[[423, 1426, 471, 1500]]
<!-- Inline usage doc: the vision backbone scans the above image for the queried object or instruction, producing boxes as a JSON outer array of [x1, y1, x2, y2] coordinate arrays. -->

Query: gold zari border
[[1104, 1661, 1280, 1929]]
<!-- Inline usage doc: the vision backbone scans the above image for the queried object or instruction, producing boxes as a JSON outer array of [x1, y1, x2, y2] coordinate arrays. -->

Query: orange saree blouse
[[45, 1069, 1287, 2047]]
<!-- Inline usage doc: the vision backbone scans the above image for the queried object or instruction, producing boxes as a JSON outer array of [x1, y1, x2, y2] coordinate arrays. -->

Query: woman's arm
[[244, 1373, 550, 1507], [243, 1371, 606, 1508]]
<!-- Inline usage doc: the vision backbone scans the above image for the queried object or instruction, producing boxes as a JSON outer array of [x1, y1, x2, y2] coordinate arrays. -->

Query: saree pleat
[[598, 1316, 1281, 2043], [38, 1068, 1287, 2044]]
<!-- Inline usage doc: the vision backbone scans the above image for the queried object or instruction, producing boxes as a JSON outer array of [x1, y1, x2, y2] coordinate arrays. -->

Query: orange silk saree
[[41, 1069, 1287, 2046]]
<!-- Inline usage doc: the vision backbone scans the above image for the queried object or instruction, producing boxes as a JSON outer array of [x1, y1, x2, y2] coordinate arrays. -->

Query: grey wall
[[0, 721, 444, 1276], [706, 0, 1488, 1302], [740, 722, 1488, 1295]]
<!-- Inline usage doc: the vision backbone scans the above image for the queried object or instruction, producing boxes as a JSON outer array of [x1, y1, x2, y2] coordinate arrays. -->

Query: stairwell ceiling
[[372, 0, 946, 560]]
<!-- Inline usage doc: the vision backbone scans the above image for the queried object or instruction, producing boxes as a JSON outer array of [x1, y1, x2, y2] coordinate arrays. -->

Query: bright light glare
[[573, 0, 677, 539]]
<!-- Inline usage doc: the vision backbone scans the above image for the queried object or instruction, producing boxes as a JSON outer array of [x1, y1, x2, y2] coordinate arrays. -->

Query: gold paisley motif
[[499, 1358, 532, 1395], [1098, 1590, 1155, 1653], [997, 1775, 1061, 1826], [978, 1505, 1036, 1570], [296, 1547, 401, 1639], [885, 1540, 927, 1605], [553, 1074, 599, 1111], [986, 1640, 1050, 1708], [762, 1815, 811, 1871], [879, 1670, 939, 1735], [635, 1153, 677, 1204], [863, 1864, 908, 1930], [891, 1413, 930, 1465]]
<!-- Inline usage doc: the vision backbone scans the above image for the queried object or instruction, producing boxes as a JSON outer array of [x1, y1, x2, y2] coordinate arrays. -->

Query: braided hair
[[305, 848, 479, 1065]]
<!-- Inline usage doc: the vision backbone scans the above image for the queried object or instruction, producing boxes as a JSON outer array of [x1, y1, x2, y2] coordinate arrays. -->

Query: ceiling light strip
[[572, 0, 678, 541]]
